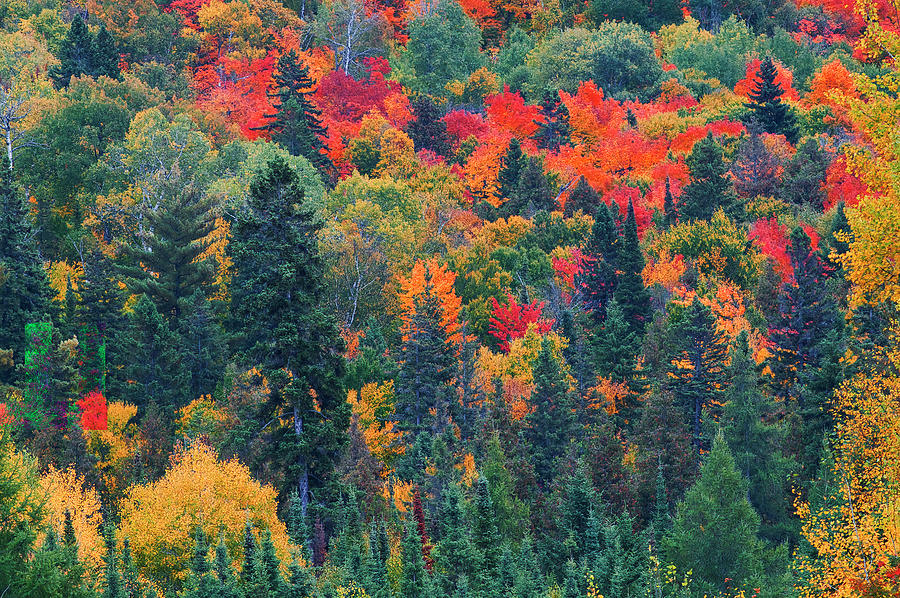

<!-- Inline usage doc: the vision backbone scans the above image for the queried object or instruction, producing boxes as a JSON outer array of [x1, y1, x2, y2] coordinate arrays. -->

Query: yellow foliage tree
[[38, 466, 105, 574], [83, 401, 139, 501], [117, 442, 296, 590], [347, 381, 404, 466]]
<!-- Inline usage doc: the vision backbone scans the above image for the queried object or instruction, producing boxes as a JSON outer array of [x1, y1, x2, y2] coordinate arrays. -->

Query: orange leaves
[[734, 58, 799, 101], [463, 138, 507, 206], [560, 80, 626, 145], [806, 59, 859, 122], [398, 260, 462, 342], [643, 250, 686, 291], [347, 381, 404, 466], [485, 90, 540, 138]]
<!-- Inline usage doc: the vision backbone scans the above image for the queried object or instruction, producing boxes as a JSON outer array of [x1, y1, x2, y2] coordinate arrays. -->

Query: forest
[[0, 0, 899, 595]]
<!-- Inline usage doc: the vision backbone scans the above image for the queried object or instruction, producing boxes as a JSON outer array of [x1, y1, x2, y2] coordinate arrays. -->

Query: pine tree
[[395, 275, 456, 440], [680, 132, 736, 221], [254, 50, 331, 174], [662, 431, 762, 594], [112, 295, 189, 411], [562, 559, 582, 598], [745, 57, 798, 144], [497, 138, 525, 202], [0, 173, 53, 382], [407, 96, 451, 157], [241, 522, 258, 589], [229, 157, 348, 519], [563, 176, 599, 218], [471, 476, 503, 589], [523, 338, 576, 485], [75, 249, 126, 394], [52, 15, 95, 87], [579, 201, 618, 323], [92, 25, 120, 79], [176, 290, 225, 400], [534, 91, 571, 152], [433, 483, 479, 594], [121, 538, 141, 598], [287, 552, 316, 598], [502, 156, 553, 218], [613, 199, 651, 336], [560, 460, 595, 562], [259, 529, 287, 596], [663, 177, 676, 227], [721, 331, 797, 544], [122, 183, 215, 321], [102, 524, 122, 598], [213, 537, 243, 598], [400, 519, 428, 598], [666, 298, 728, 453]]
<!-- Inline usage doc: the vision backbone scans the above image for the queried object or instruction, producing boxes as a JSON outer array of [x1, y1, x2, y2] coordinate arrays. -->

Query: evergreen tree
[[523, 338, 576, 485], [563, 176, 599, 218], [52, 15, 96, 87], [287, 552, 316, 598], [502, 156, 553, 218], [254, 50, 331, 174], [680, 132, 736, 221], [471, 476, 503, 589], [182, 528, 217, 598], [407, 96, 451, 157], [782, 138, 828, 207], [534, 91, 571, 151], [395, 275, 456, 439], [400, 519, 428, 598], [176, 290, 226, 400], [662, 431, 763, 594], [0, 173, 53, 382], [75, 249, 126, 394], [122, 183, 215, 321], [121, 538, 142, 598], [731, 128, 782, 199], [721, 332, 797, 544], [113, 295, 190, 411], [214, 537, 243, 598], [744, 57, 798, 144], [102, 524, 122, 598], [596, 510, 647, 598], [259, 529, 287, 596], [92, 25, 120, 79], [612, 199, 651, 336], [497, 138, 525, 202], [579, 201, 618, 323], [562, 559, 582, 598], [663, 177, 676, 227], [560, 460, 595, 562], [666, 299, 728, 452], [651, 459, 669, 549], [433, 483, 479, 593], [229, 157, 348, 519]]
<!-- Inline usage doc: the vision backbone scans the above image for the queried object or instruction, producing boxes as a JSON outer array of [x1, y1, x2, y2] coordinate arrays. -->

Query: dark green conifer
[[680, 132, 736, 221], [534, 91, 571, 152], [52, 15, 95, 87], [612, 199, 651, 336], [407, 96, 451, 157], [579, 201, 618, 323], [745, 57, 798, 144]]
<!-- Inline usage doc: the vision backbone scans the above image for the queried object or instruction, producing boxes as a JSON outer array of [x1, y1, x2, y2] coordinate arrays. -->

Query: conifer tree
[[254, 50, 331, 174], [666, 299, 728, 453], [0, 173, 52, 382], [663, 177, 676, 227], [102, 524, 122, 598], [433, 483, 479, 594], [680, 132, 736, 221], [560, 460, 595, 562], [613, 199, 651, 336], [229, 157, 348, 519], [214, 537, 243, 598], [745, 57, 798, 144], [563, 176, 599, 217], [407, 96, 451, 157], [534, 91, 571, 152], [471, 476, 503, 589], [92, 25, 120, 79], [579, 201, 618, 323], [176, 290, 225, 400], [121, 538, 141, 598], [662, 431, 762, 594], [52, 15, 96, 87], [562, 559, 582, 598], [502, 156, 553, 218], [400, 519, 428, 598], [523, 338, 576, 485], [122, 183, 215, 321], [782, 138, 828, 207], [497, 138, 525, 202], [75, 249, 126, 394]]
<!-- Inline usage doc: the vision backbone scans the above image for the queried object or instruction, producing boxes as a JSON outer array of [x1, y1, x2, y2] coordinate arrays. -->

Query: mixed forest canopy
[[0, 0, 899, 595]]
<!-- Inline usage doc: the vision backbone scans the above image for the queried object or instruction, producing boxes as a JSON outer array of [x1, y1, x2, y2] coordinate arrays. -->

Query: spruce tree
[[229, 157, 348, 519], [497, 138, 525, 202], [102, 524, 122, 598], [407, 96, 451, 157], [214, 537, 243, 598], [52, 15, 95, 87], [782, 138, 828, 207], [523, 338, 576, 485], [534, 91, 571, 152], [176, 290, 226, 400], [471, 476, 503, 589], [563, 176, 599, 218], [122, 183, 215, 321], [579, 201, 618, 323], [92, 25, 120, 79], [254, 50, 331, 174], [666, 298, 728, 453], [662, 431, 762, 594], [502, 156, 553, 218], [680, 132, 735, 221], [0, 173, 53, 382], [121, 538, 141, 598], [745, 57, 798, 144], [400, 519, 427, 598], [612, 199, 651, 336], [560, 461, 595, 562], [433, 483, 479, 594], [75, 249, 126, 394], [663, 177, 676, 227]]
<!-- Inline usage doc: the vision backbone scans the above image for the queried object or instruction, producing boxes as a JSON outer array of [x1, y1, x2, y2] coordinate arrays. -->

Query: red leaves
[[489, 293, 554, 352], [485, 89, 540, 138], [824, 153, 868, 210], [734, 58, 799, 101], [751, 218, 792, 281], [443, 110, 489, 145], [76, 390, 108, 431]]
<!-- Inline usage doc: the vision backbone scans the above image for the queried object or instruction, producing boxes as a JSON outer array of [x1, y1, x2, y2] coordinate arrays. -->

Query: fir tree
[[75, 249, 126, 394], [471, 476, 503, 589], [680, 132, 736, 221], [497, 138, 525, 202], [254, 50, 331, 174], [579, 201, 618, 323], [407, 96, 451, 157], [433, 483, 479, 594], [121, 538, 141, 598], [560, 460, 595, 562], [176, 290, 225, 400], [92, 25, 120, 79], [662, 431, 763, 594], [563, 176, 599, 218], [502, 156, 553, 218], [523, 338, 576, 485], [102, 524, 122, 598], [613, 199, 651, 336], [122, 183, 215, 321], [214, 537, 243, 598], [663, 177, 676, 227], [744, 57, 798, 144], [0, 173, 53, 382], [534, 91, 571, 151], [666, 299, 728, 453], [400, 519, 428, 598], [229, 157, 348, 519]]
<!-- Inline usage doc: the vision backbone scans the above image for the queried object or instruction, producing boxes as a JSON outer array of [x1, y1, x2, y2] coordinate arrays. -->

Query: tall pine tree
[[612, 199, 651, 336], [744, 57, 798, 144]]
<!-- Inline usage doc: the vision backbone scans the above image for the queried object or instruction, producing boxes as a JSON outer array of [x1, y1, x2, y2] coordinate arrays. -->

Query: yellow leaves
[[197, 217, 232, 302], [38, 466, 105, 574], [642, 250, 685, 292], [347, 381, 404, 467], [84, 401, 139, 499], [397, 259, 463, 342], [118, 442, 296, 586], [457, 452, 478, 487], [46, 260, 83, 302], [175, 395, 234, 445], [195, 0, 270, 61]]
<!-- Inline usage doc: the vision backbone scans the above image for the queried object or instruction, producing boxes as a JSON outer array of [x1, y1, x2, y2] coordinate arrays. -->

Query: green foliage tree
[[534, 91, 571, 152], [53, 15, 122, 87], [781, 138, 828, 207], [407, 96, 451, 157], [580, 202, 618, 323], [613, 200, 651, 336], [680, 132, 737, 221], [745, 56, 798, 144]]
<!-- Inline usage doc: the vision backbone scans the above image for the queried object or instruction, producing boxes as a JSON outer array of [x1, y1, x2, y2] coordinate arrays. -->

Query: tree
[[731, 128, 782, 199], [254, 50, 331, 175], [0, 172, 52, 382], [400, 519, 428, 598], [744, 57, 798, 144], [229, 156, 348, 520], [613, 199, 651, 336], [663, 431, 762, 594], [663, 177, 676, 227], [92, 26, 120, 79], [497, 138, 525, 203], [500, 156, 553, 218], [533, 91, 571, 152], [782, 139, 828, 208], [471, 476, 503, 590], [176, 290, 226, 401], [523, 338, 576, 485], [563, 176, 599, 218], [121, 183, 215, 321], [666, 298, 728, 452], [407, 96, 451, 157], [721, 332, 797, 544], [52, 16, 96, 87], [313, 0, 388, 78], [579, 202, 618, 323], [680, 132, 736, 221]]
